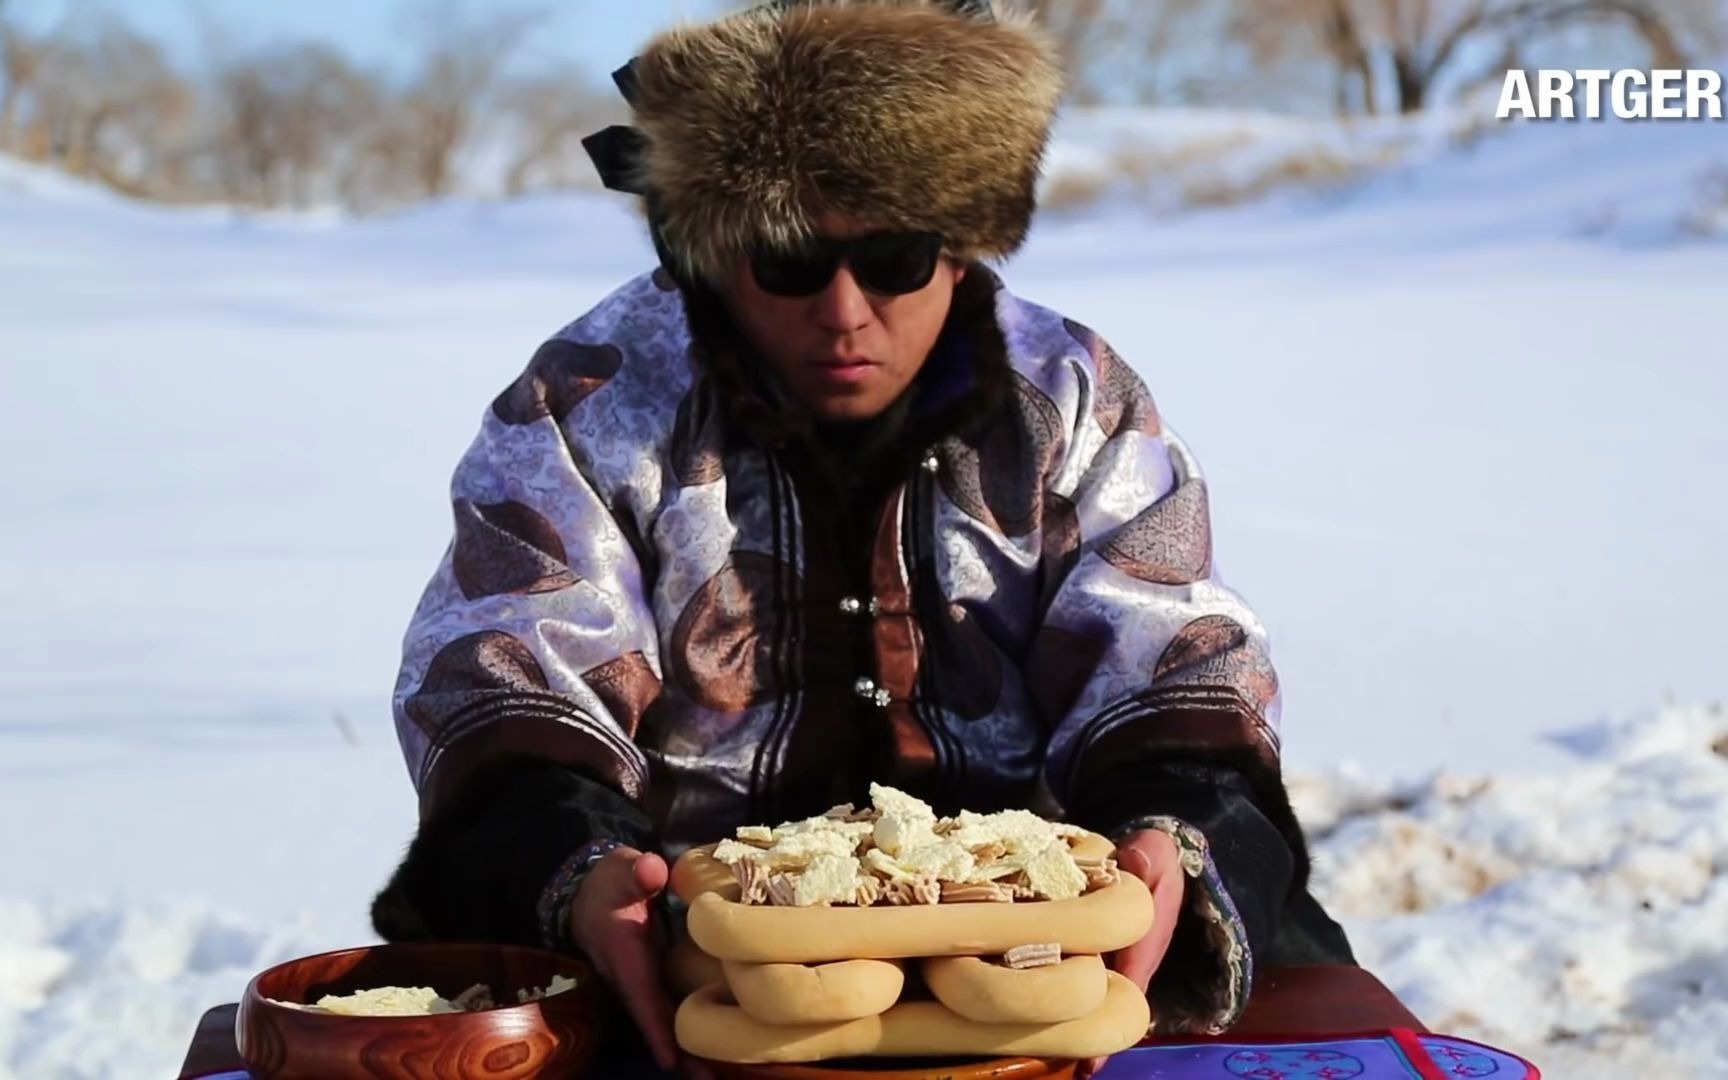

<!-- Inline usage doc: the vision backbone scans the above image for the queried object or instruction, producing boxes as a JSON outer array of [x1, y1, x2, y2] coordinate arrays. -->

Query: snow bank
[[1296, 703, 1728, 1078], [0, 900, 318, 1080], [1036, 104, 1728, 251], [1040, 106, 1435, 215]]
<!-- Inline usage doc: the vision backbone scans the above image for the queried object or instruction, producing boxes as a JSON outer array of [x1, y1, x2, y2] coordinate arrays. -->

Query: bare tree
[[13, 13, 189, 192], [1232, 0, 1377, 116], [0, 6, 47, 152], [1247, 0, 1726, 115], [1023, 0, 1210, 104], [1518, 0, 1727, 67], [338, 115, 424, 212], [277, 46, 380, 208], [498, 70, 616, 196], [99, 28, 195, 195], [1022, 0, 1107, 90], [1381, 0, 1501, 113], [1244, 0, 1490, 115], [397, 1, 542, 198], [212, 42, 380, 208], [1320, 0, 1379, 115], [0, 0, 640, 209]]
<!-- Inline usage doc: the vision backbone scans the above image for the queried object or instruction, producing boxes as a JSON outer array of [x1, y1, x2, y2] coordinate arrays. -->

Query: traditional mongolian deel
[[393, 271, 1278, 847], [388, 270, 1283, 1030]]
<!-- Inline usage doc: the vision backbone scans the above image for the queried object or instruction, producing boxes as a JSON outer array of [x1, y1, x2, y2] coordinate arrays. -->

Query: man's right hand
[[568, 846, 680, 1071]]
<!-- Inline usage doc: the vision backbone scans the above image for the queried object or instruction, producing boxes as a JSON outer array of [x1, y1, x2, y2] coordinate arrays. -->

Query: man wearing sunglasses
[[371, 1, 1353, 1072]]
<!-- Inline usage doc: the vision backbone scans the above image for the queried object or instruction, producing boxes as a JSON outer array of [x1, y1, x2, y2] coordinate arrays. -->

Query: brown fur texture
[[628, 1, 1063, 284]]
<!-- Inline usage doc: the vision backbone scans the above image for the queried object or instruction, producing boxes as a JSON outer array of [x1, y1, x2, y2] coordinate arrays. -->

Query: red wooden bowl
[[237, 942, 603, 1079], [705, 1056, 1077, 1080]]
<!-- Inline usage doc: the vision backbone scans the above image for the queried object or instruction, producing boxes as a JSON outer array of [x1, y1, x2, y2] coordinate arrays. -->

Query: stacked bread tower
[[668, 785, 1155, 1065]]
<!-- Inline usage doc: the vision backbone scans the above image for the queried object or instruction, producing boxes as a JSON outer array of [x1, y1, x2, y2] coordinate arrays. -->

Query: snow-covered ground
[[1, 110, 1724, 1077], [1295, 703, 1728, 1078]]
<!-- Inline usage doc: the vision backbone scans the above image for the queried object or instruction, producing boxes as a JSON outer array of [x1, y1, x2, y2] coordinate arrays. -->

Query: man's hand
[[568, 846, 681, 1072], [1082, 828, 1186, 1077], [1111, 828, 1186, 992]]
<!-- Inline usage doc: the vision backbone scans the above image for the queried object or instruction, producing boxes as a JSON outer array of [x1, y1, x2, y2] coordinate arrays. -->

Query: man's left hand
[[1082, 828, 1186, 1077], [1111, 827, 1186, 992]]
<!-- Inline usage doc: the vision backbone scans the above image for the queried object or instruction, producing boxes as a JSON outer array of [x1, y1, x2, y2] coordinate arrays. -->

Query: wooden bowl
[[704, 1056, 1077, 1080], [237, 942, 604, 1079]]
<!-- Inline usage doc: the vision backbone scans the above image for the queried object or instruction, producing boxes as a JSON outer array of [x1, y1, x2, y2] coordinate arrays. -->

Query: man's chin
[[795, 387, 898, 425], [806, 398, 895, 424]]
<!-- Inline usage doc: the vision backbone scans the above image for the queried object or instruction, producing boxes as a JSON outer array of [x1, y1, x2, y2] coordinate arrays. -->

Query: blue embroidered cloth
[[1094, 1034, 1537, 1079]]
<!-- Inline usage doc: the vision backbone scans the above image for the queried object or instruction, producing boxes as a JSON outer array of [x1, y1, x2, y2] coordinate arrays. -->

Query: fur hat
[[597, 1, 1063, 285]]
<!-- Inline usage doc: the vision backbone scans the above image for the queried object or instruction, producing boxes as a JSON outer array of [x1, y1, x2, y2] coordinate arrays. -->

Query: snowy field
[[1, 110, 1725, 1077]]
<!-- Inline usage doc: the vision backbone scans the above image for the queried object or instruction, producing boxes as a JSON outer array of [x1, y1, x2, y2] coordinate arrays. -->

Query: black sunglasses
[[751, 231, 945, 298]]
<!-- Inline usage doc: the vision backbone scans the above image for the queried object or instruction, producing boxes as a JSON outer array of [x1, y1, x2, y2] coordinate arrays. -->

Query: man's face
[[719, 214, 965, 424]]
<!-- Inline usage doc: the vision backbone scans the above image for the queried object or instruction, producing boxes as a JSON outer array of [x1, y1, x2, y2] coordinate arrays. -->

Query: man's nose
[[813, 264, 873, 333]]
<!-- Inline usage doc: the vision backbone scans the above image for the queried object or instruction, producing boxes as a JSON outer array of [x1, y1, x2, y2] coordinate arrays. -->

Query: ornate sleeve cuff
[[536, 837, 628, 952], [1113, 815, 1253, 1035]]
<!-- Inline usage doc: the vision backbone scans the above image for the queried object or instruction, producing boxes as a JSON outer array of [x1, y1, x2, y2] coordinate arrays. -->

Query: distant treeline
[[1033, 0, 1725, 114], [2, 0, 1722, 211], [0, 0, 619, 210]]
